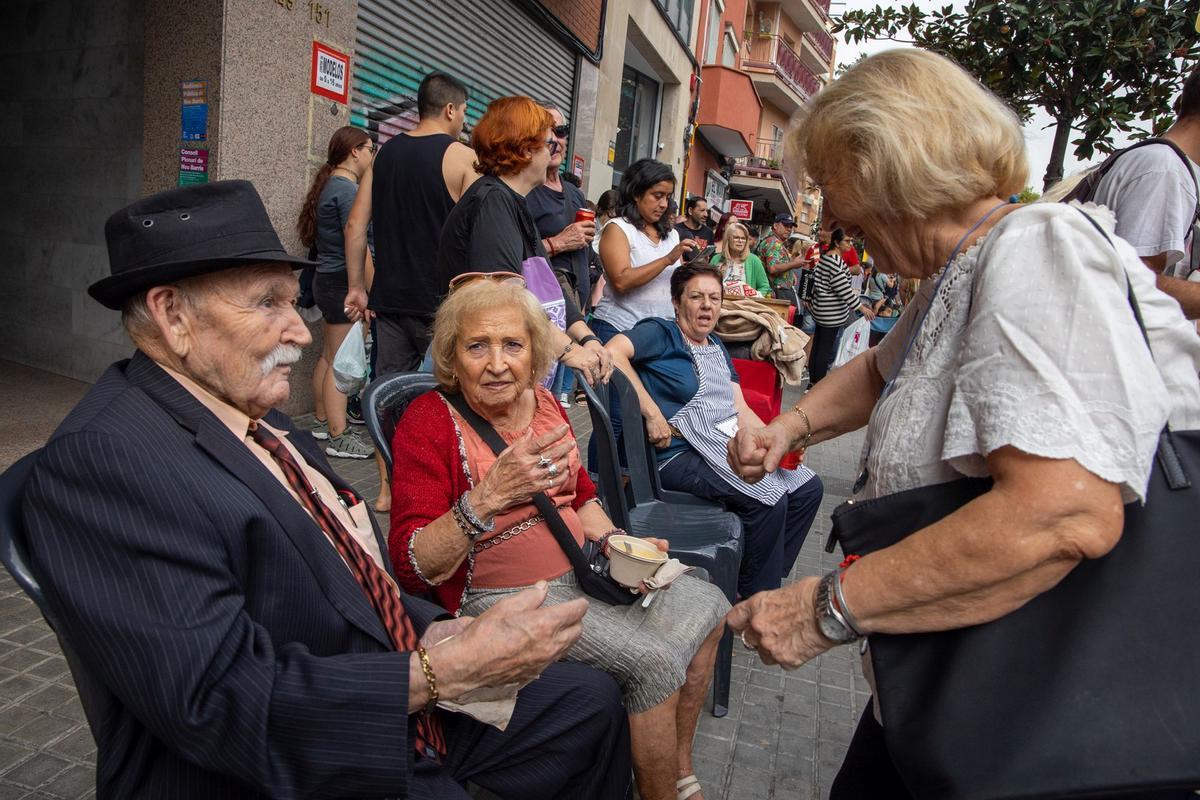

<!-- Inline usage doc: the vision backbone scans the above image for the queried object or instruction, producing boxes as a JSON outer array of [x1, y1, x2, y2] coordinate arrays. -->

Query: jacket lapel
[[126, 353, 394, 649], [266, 411, 397, 579]]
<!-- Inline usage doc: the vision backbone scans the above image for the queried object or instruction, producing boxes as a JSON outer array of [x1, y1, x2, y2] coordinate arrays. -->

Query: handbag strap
[[1070, 207, 1191, 490], [440, 391, 598, 576]]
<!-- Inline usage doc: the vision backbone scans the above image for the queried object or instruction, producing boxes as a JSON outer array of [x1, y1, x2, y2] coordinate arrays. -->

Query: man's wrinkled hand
[[427, 582, 587, 700], [554, 221, 596, 252], [420, 616, 474, 648]]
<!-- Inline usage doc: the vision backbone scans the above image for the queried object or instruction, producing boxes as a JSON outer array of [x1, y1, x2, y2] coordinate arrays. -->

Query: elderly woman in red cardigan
[[390, 276, 728, 800]]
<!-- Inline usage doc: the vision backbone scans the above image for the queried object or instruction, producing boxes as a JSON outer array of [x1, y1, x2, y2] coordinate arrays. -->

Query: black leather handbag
[[442, 392, 638, 606], [826, 216, 1200, 799]]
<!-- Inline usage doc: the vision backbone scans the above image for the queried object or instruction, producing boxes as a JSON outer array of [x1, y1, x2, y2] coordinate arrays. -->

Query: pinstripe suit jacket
[[23, 351, 445, 798]]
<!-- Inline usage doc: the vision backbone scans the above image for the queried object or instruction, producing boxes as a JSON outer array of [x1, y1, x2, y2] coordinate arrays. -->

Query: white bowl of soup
[[607, 534, 667, 588]]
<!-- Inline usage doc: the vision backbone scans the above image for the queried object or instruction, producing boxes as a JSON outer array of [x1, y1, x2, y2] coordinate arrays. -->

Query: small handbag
[[826, 210, 1200, 799], [442, 392, 638, 606]]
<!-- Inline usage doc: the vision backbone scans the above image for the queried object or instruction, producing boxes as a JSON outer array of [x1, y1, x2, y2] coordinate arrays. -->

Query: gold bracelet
[[416, 645, 439, 713], [790, 404, 813, 450]]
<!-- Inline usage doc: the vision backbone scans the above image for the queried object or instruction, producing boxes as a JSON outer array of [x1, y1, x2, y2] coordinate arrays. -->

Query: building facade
[[2, 0, 607, 410], [685, 0, 835, 230]]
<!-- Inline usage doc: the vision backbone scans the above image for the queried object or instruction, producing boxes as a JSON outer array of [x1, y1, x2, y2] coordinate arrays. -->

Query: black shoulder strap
[[440, 391, 596, 576], [1065, 138, 1200, 226], [1071, 207, 1190, 490]]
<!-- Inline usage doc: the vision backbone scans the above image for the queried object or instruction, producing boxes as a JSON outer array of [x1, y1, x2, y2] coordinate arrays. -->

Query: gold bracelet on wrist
[[790, 404, 813, 450], [416, 645, 439, 713]]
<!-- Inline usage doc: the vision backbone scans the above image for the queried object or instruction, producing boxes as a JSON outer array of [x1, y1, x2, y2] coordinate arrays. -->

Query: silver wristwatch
[[815, 570, 863, 645]]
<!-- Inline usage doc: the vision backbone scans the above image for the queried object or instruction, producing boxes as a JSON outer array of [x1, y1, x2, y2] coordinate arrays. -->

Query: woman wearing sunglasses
[[436, 96, 612, 385]]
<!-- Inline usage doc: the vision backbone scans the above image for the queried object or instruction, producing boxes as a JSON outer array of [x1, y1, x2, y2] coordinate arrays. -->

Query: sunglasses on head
[[552, 124, 570, 138], [447, 271, 527, 294]]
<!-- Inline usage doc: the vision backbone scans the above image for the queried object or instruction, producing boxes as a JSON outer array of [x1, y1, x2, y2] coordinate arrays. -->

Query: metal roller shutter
[[352, 0, 576, 140]]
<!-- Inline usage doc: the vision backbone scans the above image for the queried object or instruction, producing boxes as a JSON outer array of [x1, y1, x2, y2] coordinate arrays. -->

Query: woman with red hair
[[436, 96, 611, 383]]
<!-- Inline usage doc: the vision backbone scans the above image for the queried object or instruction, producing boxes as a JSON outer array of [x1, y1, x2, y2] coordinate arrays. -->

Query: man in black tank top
[[345, 72, 481, 374]]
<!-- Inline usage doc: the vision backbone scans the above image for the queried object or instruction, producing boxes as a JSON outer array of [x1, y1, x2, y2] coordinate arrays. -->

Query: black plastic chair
[[575, 371, 742, 717], [0, 450, 105, 740], [362, 373, 440, 473], [609, 370, 722, 510]]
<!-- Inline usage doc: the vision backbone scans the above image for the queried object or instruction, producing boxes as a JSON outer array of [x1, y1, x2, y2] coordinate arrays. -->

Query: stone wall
[[0, 0, 146, 382]]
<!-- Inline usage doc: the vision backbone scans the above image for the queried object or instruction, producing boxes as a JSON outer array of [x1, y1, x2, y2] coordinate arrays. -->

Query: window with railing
[[803, 30, 834, 62], [742, 34, 821, 98]]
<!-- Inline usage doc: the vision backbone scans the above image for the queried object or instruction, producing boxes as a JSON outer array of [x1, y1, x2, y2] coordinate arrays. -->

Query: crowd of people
[[15, 47, 1200, 800]]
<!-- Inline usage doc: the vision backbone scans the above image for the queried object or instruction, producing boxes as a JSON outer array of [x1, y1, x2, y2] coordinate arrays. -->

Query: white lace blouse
[[862, 202, 1200, 505]]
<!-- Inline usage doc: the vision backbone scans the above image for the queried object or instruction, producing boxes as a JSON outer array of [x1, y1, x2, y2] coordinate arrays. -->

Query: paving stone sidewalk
[[0, 393, 867, 800]]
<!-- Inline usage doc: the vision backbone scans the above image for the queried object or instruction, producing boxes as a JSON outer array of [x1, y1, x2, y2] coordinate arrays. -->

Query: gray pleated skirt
[[462, 572, 730, 713]]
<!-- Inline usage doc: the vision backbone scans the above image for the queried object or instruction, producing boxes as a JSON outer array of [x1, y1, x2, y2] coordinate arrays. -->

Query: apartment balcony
[[799, 29, 833, 75], [694, 65, 761, 159], [779, 0, 831, 37], [729, 141, 796, 219], [741, 34, 822, 114]]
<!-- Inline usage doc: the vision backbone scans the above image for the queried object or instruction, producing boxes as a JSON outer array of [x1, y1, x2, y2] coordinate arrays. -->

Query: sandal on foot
[[676, 775, 702, 800]]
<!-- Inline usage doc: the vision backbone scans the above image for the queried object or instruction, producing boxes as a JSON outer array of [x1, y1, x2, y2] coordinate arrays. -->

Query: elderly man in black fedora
[[20, 180, 632, 799]]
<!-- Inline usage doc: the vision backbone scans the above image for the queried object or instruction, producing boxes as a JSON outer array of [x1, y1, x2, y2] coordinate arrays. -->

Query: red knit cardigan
[[387, 389, 598, 614]]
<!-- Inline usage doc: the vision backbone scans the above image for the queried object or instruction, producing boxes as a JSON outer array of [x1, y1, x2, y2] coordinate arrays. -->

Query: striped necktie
[[250, 423, 445, 758]]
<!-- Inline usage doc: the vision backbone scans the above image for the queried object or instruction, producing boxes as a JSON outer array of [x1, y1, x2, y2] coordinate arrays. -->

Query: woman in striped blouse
[[809, 228, 875, 383]]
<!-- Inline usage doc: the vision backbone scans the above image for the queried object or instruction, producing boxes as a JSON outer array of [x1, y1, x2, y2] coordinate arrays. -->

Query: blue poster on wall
[[181, 80, 208, 141]]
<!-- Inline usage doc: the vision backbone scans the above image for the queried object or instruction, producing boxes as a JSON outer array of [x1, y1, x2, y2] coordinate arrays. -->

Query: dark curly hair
[[617, 158, 677, 240]]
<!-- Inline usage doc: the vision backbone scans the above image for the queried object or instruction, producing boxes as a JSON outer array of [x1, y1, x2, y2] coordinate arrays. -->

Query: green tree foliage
[[833, 1, 1198, 189], [1016, 186, 1041, 202]]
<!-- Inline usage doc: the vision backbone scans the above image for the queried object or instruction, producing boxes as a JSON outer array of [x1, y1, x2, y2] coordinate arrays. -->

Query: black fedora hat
[[89, 180, 315, 310]]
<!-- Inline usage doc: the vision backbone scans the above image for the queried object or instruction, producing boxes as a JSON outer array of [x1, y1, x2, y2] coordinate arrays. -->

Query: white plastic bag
[[332, 323, 368, 395], [832, 316, 871, 369]]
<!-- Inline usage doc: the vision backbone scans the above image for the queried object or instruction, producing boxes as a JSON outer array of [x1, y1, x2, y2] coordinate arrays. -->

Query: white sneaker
[[558, 392, 571, 409]]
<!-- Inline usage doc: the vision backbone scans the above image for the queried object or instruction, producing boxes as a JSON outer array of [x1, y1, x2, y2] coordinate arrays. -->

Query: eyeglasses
[[545, 139, 561, 157], [447, 271, 527, 294], [552, 124, 570, 138], [358, 142, 377, 154]]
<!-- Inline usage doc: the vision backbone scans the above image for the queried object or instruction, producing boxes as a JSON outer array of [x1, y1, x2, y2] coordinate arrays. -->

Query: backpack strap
[[1064, 138, 1200, 228]]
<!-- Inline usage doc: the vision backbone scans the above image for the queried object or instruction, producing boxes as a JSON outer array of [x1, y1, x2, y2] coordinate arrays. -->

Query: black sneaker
[[346, 396, 365, 426]]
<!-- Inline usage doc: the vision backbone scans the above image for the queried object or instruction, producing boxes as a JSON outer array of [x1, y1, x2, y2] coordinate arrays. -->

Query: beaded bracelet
[[457, 491, 493, 533], [450, 504, 482, 541]]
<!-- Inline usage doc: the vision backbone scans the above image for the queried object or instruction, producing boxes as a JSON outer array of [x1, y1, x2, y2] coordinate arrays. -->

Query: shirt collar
[[158, 362, 259, 442]]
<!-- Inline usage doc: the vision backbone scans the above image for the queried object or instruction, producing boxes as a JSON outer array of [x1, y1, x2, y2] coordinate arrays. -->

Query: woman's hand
[[670, 239, 698, 263], [726, 577, 833, 669], [343, 286, 372, 323], [471, 424, 575, 518], [561, 343, 603, 386], [858, 304, 876, 321], [727, 421, 796, 482], [583, 338, 614, 383], [644, 410, 673, 450]]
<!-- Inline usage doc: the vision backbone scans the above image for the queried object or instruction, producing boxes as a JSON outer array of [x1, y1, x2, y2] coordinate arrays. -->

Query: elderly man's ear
[[144, 285, 197, 359]]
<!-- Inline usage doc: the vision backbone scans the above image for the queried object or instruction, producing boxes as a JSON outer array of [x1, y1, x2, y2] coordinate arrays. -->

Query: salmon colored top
[[457, 386, 587, 589]]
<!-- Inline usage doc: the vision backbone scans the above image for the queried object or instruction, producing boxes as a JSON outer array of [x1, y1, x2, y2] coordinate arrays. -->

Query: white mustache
[[260, 344, 303, 376]]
